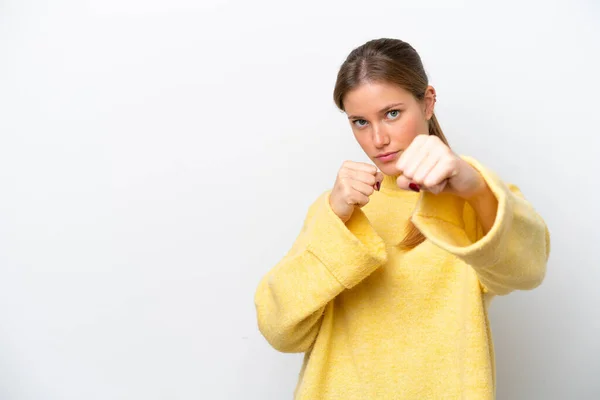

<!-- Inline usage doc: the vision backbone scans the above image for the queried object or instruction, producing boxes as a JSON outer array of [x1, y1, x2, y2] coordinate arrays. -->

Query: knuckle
[[440, 157, 454, 170], [342, 185, 351, 197], [424, 177, 437, 187], [345, 187, 355, 200]]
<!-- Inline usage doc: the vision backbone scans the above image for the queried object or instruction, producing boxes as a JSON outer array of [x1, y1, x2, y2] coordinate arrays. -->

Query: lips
[[376, 151, 400, 162]]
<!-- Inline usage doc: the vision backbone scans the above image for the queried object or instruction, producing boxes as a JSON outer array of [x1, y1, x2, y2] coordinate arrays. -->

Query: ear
[[423, 85, 437, 120]]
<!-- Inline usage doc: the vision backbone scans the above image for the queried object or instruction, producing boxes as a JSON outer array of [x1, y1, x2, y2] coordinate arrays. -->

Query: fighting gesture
[[329, 161, 384, 223], [395, 134, 487, 199]]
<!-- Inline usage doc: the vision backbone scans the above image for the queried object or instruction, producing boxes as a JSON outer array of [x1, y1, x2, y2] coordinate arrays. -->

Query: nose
[[372, 123, 390, 148]]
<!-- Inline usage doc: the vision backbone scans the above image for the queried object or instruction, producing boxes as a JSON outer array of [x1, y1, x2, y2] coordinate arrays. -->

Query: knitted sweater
[[254, 157, 550, 399]]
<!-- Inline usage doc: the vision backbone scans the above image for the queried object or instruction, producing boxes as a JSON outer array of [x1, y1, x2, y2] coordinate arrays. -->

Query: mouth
[[375, 151, 400, 162]]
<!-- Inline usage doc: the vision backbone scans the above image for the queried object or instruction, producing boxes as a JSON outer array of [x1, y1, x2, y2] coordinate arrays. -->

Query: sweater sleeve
[[254, 191, 388, 353], [411, 156, 550, 296]]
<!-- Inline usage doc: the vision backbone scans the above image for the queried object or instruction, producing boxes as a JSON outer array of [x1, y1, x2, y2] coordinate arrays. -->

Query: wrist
[[464, 180, 490, 201], [464, 184, 494, 209], [452, 158, 488, 200], [463, 179, 498, 234]]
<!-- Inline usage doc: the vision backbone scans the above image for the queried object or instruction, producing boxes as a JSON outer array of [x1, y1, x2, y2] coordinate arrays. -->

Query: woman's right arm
[[254, 190, 388, 353]]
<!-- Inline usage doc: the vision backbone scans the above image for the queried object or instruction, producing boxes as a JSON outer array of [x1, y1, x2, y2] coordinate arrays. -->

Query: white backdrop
[[1, 0, 599, 399]]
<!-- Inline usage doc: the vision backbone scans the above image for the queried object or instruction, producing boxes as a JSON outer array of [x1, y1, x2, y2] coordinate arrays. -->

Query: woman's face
[[343, 81, 436, 176]]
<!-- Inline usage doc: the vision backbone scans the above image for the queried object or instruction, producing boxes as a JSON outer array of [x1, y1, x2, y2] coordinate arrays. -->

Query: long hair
[[333, 38, 448, 248]]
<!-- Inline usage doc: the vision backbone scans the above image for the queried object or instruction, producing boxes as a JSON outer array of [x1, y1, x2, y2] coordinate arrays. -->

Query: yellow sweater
[[254, 157, 550, 399]]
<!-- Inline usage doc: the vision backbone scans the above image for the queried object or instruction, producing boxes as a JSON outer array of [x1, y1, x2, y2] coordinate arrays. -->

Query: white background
[[1, 0, 599, 399]]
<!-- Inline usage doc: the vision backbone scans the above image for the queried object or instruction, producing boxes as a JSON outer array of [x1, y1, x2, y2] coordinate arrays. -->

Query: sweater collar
[[380, 174, 420, 198]]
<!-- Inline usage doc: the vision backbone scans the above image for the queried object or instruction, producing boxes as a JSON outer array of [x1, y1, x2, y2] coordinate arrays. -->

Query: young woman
[[254, 38, 550, 399]]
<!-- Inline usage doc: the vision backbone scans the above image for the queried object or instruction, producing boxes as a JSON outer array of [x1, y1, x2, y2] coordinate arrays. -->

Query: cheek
[[392, 113, 426, 145], [353, 130, 371, 150]]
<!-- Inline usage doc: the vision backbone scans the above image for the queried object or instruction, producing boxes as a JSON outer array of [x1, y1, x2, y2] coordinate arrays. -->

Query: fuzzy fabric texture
[[255, 157, 550, 399]]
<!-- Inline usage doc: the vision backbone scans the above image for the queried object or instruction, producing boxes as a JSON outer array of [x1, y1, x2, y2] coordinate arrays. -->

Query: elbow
[[255, 304, 322, 354], [522, 257, 548, 290], [257, 317, 319, 354], [480, 256, 548, 296], [256, 313, 293, 352], [510, 224, 550, 292], [524, 214, 551, 290], [515, 265, 546, 291], [507, 256, 548, 293], [520, 227, 550, 290], [261, 330, 314, 354]]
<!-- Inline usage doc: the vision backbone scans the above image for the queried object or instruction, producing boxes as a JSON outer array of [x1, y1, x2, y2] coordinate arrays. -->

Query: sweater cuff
[[411, 156, 513, 267], [306, 192, 388, 288]]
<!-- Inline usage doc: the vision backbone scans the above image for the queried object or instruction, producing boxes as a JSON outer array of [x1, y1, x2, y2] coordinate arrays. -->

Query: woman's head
[[333, 38, 448, 177]]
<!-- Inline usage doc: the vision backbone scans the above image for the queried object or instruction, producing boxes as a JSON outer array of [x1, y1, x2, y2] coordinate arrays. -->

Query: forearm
[[255, 192, 388, 352], [464, 181, 498, 235], [412, 157, 550, 295], [255, 250, 345, 353]]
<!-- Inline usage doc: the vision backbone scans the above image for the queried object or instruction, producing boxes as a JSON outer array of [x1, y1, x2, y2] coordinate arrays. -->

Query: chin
[[377, 163, 399, 177]]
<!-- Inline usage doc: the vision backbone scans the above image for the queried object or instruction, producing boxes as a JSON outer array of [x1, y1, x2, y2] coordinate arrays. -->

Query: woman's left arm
[[397, 136, 551, 296]]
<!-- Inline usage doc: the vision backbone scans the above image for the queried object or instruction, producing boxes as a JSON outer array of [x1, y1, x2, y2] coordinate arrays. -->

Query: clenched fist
[[329, 161, 384, 223], [395, 134, 486, 198]]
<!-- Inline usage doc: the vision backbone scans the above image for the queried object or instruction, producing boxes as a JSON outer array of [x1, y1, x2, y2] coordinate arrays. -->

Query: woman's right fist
[[329, 161, 384, 223]]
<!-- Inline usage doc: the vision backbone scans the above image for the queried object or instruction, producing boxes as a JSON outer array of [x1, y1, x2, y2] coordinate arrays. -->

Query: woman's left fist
[[395, 134, 486, 199]]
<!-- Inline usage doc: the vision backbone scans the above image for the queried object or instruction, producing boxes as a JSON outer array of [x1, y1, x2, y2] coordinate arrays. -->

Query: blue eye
[[387, 110, 400, 119], [353, 119, 368, 127]]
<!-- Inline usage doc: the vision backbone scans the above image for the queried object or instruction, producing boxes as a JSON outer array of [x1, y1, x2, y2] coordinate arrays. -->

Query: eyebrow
[[347, 102, 405, 120]]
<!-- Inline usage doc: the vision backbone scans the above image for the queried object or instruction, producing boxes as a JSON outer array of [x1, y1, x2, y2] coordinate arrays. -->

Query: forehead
[[343, 81, 414, 114]]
